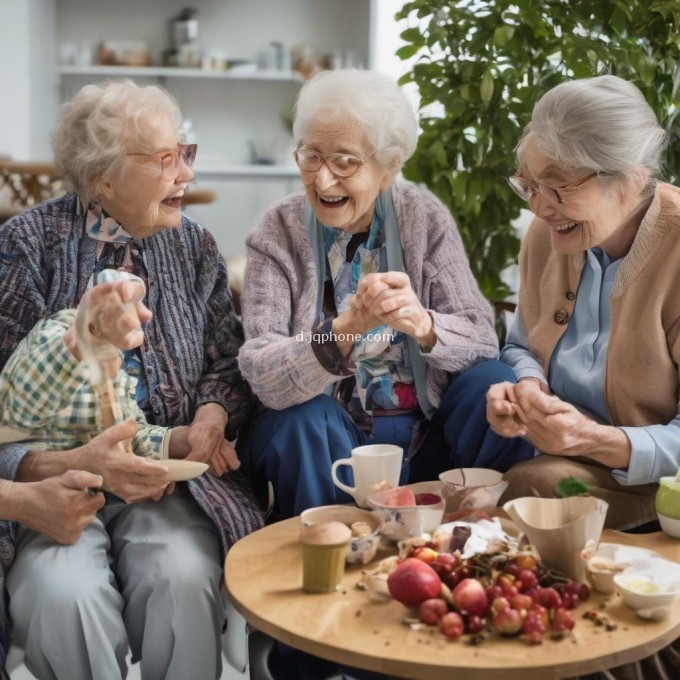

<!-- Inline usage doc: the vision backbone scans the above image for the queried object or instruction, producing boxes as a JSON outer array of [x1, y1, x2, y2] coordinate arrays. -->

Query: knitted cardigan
[[238, 181, 499, 410]]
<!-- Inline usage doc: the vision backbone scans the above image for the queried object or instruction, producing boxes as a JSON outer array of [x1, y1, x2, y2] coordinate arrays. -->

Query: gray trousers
[[7, 493, 225, 680]]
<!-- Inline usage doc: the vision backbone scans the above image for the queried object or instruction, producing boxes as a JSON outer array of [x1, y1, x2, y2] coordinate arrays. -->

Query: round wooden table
[[225, 520, 680, 679]]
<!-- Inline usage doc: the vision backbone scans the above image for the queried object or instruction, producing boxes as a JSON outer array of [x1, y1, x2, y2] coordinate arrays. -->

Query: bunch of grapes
[[411, 547, 589, 644]]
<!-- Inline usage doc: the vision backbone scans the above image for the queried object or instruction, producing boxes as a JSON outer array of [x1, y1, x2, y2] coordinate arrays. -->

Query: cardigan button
[[566, 291, 575, 301], [554, 309, 569, 324]]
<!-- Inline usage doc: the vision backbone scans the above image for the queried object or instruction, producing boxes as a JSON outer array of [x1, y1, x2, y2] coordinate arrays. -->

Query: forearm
[[499, 309, 547, 382], [581, 423, 631, 469], [15, 447, 87, 482], [239, 335, 342, 410]]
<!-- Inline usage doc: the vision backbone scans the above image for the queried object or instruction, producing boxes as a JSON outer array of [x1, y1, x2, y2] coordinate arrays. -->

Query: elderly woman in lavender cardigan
[[238, 69, 534, 520]]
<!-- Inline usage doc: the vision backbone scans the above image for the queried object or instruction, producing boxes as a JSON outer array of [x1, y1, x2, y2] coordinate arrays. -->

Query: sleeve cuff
[[0, 443, 30, 481], [309, 318, 355, 376], [612, 427, 655, 485], [515, 367, 549, 385]]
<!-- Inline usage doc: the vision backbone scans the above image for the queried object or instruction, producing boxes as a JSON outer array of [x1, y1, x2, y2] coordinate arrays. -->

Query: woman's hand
[[65, 279, 153, 363], [513, 386, 631, 468], [486, 380, 530, 437], [355, 272, 436, 348], [184, 403, 241, 477], [76, 420, 170, 502], [5, 471, 106, 545]]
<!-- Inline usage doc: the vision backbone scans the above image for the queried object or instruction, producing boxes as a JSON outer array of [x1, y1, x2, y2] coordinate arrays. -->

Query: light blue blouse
[[500, 248, 680, 486]]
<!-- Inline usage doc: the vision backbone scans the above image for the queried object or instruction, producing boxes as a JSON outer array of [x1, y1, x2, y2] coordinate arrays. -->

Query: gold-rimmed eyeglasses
[[507, 171, 598, 204], [293, 148, 376, 178], [127, 143, 198, 180]]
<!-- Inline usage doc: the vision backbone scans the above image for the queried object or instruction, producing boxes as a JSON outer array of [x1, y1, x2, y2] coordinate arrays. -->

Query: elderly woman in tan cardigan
[[488, 75, 678, 530]]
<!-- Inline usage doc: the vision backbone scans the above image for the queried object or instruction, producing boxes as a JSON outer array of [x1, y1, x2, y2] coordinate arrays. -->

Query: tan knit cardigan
[[519, 182, 680, 427]]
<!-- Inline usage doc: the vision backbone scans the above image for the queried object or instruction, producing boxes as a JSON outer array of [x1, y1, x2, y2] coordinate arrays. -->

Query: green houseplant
[[395, 0, 680, 310]]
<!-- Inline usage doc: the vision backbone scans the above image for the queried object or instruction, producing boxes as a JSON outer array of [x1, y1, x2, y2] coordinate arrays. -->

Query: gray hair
[[52, 80, 181, 202], [292, 69, 418, 170], [517, 75, 666, 186]]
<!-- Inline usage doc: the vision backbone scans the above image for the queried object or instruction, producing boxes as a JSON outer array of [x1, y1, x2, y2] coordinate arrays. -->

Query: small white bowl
[[658, 513, 680, 539], [614, 559, 680, 620], [438, 468, 508, 514], [299, 505, 382, 565], [367, 481, 445, 541], [584, 543, 654, 594]]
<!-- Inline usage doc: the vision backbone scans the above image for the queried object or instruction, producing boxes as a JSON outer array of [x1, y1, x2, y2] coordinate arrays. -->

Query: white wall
[[0, 0, 57, 159], [51, 0, 371, 258]]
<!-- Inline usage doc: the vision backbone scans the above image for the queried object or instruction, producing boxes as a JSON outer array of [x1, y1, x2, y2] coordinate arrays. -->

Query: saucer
[[163, 459, 209, 482]]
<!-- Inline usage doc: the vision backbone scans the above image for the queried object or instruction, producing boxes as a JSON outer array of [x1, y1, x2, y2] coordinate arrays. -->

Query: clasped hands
[[349, 272, 435, 348], [486, 379, 599, 457]]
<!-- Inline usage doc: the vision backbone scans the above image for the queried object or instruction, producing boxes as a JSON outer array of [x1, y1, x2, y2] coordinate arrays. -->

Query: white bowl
[[614, 558, 680, 620], [584, 543, 657, 594], [438, 468, 508, 514], [367, 481, 445, 541], [299, 505, 382, 565], [658, 513, 680, 539]]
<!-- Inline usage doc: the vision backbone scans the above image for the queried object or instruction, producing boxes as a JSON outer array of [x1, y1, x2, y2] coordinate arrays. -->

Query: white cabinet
[[1, 0, 375, 257]]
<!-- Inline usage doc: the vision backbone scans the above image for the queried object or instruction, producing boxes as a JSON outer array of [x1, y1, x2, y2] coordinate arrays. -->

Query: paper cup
[[503, 496, 608, 581], [299, 521, 351, 593]]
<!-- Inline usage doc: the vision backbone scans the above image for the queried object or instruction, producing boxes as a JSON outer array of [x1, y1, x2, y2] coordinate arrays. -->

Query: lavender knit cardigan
[[0, 194, 263, 672], [239, 181, 499, 410]]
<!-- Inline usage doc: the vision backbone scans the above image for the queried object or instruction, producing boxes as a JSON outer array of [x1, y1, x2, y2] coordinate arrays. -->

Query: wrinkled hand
[[355, 272, 434, 346], [512, 386, 599, 457], [85, 278, 152, 349], [185, 404, 240, 476], [76, 419, 170, 502], [14, 470, 106, 544], [486, 381, 529, 437], [65, 280, 152, 360]]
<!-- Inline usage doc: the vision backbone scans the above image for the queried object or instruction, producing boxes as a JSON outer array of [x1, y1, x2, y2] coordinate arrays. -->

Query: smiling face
[[520, 136, 647, 258], [97, 113, 193, 239], [299, 116, 398, 234]]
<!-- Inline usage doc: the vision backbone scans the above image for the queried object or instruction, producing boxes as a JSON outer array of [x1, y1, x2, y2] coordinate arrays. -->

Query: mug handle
[[331, 458, 356, 497]]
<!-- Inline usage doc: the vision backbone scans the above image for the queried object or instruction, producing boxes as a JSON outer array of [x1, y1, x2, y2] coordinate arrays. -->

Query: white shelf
[[57, 65, 301, 83], [195, 164, 300, 180]]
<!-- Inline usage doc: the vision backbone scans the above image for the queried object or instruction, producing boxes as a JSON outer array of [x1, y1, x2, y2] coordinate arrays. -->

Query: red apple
[[387, 558, 442, 608], [451, 578, 488, 616]]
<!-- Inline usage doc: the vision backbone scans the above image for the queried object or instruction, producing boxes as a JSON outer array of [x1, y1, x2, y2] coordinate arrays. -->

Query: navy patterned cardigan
[[0, 193, 263, 674]]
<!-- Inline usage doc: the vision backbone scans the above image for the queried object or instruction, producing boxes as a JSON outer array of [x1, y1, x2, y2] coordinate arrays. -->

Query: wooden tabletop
[[225, 520, 680, 680]]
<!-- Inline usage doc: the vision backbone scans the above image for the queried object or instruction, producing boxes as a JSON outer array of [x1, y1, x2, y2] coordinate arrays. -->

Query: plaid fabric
[[0, 311, 167, 458]]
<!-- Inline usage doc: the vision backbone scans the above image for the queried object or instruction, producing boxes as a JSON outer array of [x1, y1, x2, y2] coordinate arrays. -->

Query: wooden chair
[[182, 187, 217, 207], [0, 160, 64, 223]]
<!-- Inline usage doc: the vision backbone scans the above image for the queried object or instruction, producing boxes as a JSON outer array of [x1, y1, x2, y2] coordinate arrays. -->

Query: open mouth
[[319, 195, 349, 208], [161, 195, 183, 209], [555, 222, 579, 235]]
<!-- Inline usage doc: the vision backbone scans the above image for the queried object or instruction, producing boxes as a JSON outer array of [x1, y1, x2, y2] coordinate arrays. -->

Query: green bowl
[[655, 476, 680, 520]]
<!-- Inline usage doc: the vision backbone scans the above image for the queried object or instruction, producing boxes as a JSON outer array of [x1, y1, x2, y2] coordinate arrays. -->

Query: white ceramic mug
[[331, 444, 403, 508]]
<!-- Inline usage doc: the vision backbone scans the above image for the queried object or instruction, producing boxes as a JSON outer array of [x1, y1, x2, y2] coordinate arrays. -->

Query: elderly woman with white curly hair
[[488, 75, 680, 535], [238, 69, 534, 521], [0, 79, 261, 680]]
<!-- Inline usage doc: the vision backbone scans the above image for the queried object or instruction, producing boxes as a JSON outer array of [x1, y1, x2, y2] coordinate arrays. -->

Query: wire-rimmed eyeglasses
[[127, 143, 198, 180], [293, 147, 376, 178], [507, 172, 598, 204]]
